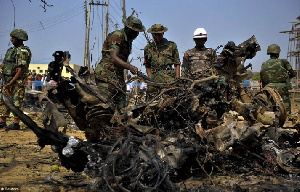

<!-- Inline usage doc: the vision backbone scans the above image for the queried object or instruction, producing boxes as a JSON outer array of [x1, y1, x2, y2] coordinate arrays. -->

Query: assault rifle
[[137, 71, 156, 83]]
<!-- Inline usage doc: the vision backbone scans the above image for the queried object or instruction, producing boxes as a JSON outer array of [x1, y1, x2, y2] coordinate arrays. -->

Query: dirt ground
[[1, 110, 300, 192], [0, 111, 91, 192]]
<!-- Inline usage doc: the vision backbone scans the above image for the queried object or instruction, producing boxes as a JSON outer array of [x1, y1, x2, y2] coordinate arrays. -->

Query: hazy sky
[[0, 0, 299, 73]]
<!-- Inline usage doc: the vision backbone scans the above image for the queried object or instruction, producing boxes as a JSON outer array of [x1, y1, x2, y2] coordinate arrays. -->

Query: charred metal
[[2, 36, 299, 191]]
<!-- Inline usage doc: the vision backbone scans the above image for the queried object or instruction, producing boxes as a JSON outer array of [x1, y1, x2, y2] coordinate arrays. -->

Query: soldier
[[0, 29, 32, 130], [144, 24, 180, 97], [260, 44, 296, 114], [94, 16, 144, 109], [181, 28, 217, 79]]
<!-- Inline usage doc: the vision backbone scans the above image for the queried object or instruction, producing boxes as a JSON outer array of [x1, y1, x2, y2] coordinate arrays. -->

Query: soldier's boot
[[5, 123, 20, 131], [0, 122, 7, 129]]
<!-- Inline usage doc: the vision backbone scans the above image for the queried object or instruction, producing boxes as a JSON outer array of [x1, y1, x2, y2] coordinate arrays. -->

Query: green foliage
[[252, 72, 260, 80], [242, 71, 260, 81], [243, 70, 253, 80]]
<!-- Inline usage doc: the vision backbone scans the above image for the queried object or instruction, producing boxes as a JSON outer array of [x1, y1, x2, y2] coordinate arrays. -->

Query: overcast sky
[[0, 0, 299, 73]]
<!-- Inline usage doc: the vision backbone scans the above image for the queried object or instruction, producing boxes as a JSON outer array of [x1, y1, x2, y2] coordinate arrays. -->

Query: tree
[[28, 0, 53, 12], [252, 72, 260, 80], [243, 70, 254, 80]]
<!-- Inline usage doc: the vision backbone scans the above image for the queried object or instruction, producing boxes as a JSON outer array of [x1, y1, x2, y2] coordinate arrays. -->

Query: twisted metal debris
[[1, 36, 299, 191]]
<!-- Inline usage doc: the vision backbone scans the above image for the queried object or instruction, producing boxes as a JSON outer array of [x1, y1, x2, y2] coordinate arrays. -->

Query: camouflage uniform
[[144, 38, 180, 83], [0, 45, 31, 117], [94, 29, 131, 109], [94, 16, 144, 109], [144, 24, 180, 100], [260, 58, 293, 113], [182, 46, 217, 79]]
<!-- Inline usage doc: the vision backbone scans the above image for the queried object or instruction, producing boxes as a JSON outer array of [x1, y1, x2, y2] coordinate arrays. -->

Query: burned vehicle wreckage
[[2, 36, 300, 191]]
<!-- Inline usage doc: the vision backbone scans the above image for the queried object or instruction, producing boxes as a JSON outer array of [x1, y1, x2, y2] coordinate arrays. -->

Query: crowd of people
[[27, 73, 46, 82], [26, 72, 58, 91], [94, 15, 296, 113], [0, 15, 296, 130]]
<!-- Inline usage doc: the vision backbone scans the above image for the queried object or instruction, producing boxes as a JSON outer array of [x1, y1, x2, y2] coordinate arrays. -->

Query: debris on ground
[[1, 36, 299, 191]]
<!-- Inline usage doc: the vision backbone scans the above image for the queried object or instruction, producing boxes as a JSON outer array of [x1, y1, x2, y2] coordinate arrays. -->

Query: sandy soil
[[0, 110, 299, 192], [0, 112, 91, 192]]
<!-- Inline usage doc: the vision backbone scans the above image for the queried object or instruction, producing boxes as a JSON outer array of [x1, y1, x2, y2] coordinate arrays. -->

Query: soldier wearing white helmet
[[193, 28, 207, 39], [182, 28, 217, 78]]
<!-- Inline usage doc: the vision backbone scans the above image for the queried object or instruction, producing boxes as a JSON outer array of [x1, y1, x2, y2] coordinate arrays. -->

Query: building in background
[[29, 63, 82, 80]]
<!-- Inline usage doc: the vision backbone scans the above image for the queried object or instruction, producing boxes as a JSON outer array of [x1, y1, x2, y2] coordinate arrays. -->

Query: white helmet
[[193, 28, 207, 39]]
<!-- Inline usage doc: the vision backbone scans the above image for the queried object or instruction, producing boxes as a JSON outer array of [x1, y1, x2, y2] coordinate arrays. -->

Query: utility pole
[[84, 0, 108, 69], [103, 0, 109, 41], [122, 0, 126, 20], [84, 0, 91, 69], [280, 16, 300, 91]]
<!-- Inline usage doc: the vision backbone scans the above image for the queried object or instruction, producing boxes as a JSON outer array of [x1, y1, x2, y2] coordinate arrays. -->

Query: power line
[[111, 0, 122, 11], [1, 4, 84, 34], [0, 2, 85, 37], [109, 3, 123, 19], [134, 37, 147, 49], [108, 11, 120, 25], [26, 6, 84, 32]]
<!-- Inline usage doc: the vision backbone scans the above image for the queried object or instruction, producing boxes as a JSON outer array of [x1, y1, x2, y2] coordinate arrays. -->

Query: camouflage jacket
[[144, 38, 180, 83], [2, 45, 31, 83], [260, 58, 293, 86], [182, 46, 217, 78], [95, 29, 132, 83]]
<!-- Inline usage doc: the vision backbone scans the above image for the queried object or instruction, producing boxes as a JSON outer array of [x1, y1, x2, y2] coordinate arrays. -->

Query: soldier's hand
[[4, 83, 11, 90], [129, 65, 138, 75], [63, 58, 71, 67]]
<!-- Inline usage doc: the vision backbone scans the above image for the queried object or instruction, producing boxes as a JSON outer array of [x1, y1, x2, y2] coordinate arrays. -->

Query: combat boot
[[0, 122, 7, 129], [5, 123, 20, 131]]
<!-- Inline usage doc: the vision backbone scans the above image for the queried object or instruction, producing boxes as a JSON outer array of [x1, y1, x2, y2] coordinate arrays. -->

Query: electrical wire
[[0, 2, 85, 37], [108, 11, 120, 26], [109, 2, 123, 19], [1, 5, 83, 34], [111, 0, 122, 11]]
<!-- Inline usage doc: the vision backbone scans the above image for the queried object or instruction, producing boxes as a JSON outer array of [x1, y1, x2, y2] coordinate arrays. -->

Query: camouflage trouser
[[96, 80, 126, 110], [266, 83, 291, 114], [0, 79, 25, 117], [146, 70, 174, 100]]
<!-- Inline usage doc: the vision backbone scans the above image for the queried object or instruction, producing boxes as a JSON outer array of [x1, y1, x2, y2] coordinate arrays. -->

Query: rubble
[[1, 36, 299, 191]]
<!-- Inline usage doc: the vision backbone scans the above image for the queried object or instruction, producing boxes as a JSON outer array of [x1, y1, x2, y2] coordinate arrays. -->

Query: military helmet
[[52, 51, 64, 58], [147, 24, 168, 33], [122, 16, 145, 32], [267, 44, 281, 55], [193, 28, 207, 39], [10, 29, 28, 41]]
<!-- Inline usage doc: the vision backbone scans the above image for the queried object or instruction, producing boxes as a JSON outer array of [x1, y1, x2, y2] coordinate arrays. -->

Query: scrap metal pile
[[2, 36, 300, 191]]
